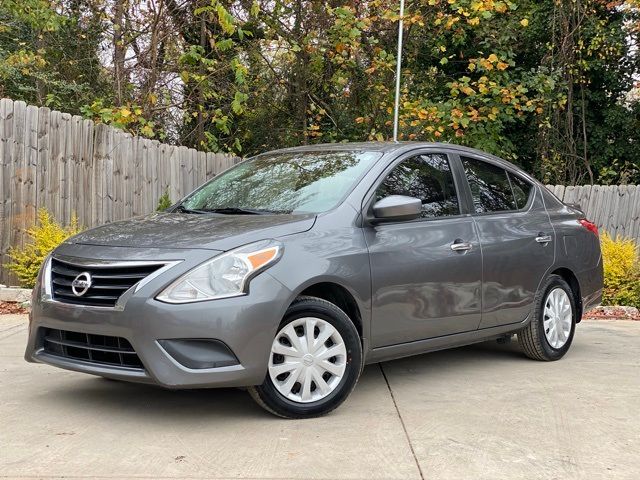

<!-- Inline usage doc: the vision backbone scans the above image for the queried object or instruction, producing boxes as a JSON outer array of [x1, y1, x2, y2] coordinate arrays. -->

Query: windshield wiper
[[173, 205, 207, 214], [200, 207, 273, 215], [174, 205, 287, 215]]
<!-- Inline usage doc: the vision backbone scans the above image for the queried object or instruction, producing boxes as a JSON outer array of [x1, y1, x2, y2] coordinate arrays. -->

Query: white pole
[[392, 0, 405, 142]]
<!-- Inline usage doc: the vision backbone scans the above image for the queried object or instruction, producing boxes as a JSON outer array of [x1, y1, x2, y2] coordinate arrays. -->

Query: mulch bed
[[583, 306, 640, 321], [0, 301, 29, 315]]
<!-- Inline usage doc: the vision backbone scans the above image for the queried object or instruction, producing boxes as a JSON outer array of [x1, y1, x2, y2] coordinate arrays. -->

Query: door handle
[[451, 241, 473, 252], [535, 234, 552, 244]]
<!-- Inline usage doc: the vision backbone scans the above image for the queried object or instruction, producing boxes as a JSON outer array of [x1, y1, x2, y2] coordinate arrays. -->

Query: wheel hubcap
[[543, 288, 572, 349], [268, 317, 347, 403]]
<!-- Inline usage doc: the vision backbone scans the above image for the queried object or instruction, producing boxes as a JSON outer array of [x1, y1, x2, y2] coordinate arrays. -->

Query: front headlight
[[156, 240, 283, 304]]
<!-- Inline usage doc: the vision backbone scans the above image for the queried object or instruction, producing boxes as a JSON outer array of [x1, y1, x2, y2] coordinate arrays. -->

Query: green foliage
[[1, 0, 639, 183], [80, 100, 159, 138], [156, 190, 172, 211], [0, 1, 111, 115], [7, 209, 82, 288], [600, 232, 640, 308], [176, 1, 252, 153]]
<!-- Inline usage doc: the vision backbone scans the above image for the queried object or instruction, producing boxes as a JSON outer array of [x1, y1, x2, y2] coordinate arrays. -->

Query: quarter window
[[509, 173, 533, 209], [461, 156, 517, 213], [376, 154, 460, 218]]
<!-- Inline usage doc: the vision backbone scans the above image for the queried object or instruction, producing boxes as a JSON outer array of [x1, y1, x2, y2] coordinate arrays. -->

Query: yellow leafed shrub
[[600, 232, 640, 308], [7, 209, 82, 288]]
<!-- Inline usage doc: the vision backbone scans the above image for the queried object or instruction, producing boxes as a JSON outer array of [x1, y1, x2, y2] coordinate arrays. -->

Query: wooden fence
[[0, 98, 237, 285], [546, 185, 640, 242], [1, 98, 639, 285]]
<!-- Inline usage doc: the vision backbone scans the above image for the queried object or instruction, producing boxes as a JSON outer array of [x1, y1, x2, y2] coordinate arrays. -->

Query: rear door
[[364, 151, 483, 347], [458, 155, 555, 329]]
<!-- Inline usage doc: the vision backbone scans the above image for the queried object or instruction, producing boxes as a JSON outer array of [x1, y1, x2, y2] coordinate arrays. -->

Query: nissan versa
[[25, 142, 603, 418]]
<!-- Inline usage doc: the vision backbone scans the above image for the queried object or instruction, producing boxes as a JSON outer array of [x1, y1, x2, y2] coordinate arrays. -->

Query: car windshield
[[179, 150, 382, 214]]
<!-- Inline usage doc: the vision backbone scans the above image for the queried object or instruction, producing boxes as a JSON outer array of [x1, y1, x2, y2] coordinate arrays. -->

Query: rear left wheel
[[249, 296, 362, 418], [518, 274, 576, 361]]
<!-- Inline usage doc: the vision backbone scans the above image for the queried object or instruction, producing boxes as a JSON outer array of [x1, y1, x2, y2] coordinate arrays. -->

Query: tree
[[2, 0, 639, 184]]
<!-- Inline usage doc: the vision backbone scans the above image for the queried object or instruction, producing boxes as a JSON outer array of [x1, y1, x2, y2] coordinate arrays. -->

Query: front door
[[363, 152, 483, 348]]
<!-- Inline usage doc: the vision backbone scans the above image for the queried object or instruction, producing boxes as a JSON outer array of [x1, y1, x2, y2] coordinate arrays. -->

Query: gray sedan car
[[25, 142, 603, 418]]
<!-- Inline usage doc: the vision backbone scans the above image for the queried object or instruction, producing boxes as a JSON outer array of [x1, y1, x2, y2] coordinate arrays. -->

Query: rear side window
[[509, 173, 533, 209], [461, 156, 517, 213], [376, 154, 460, 218]]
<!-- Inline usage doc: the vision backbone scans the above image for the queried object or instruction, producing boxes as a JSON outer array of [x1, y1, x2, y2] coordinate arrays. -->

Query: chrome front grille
[[50, 257, 164, 307]]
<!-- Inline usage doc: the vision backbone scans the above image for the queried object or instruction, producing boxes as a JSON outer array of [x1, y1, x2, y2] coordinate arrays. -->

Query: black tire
[[248, 296, 363, 419], [518, 274, 577, 361]]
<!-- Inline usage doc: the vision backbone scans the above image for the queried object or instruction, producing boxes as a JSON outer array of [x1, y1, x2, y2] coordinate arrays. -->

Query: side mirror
[[371, 195, 422, 223]]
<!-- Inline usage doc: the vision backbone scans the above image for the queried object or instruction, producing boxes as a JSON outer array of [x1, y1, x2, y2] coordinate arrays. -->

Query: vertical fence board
[[169, 145, 180, 202], [134, 136, 146, 217], [36, 107, 50, 212], [150, 140, 160, 211], [143, 138, 152, 213], [9, 100, 26, 236], [124, 135, 135, 219], [613, 186, 628, 238], [214, 152, 224, 176], [161, 142, 171, 202], [92, 123, 107, 227], [603, 186, 617, 233], [205, 152, 215, 180], [590, 185, 605, 228], [59, 113, 73, 225], [69, 116, 82, 226], [46, 110, 60, 224], [553, 185, 565, 200], [156, 142, 166, 202], [112, 131, 125, 221], [0, 99, 15, 283], [186, 147, 194, 194], [81, 119, 95, 228], [178, 146, 188, 199], [197, 151, 207, 187], [22, 105, 39, 250], [10, 101, 27, 269], [628, 185, 640, 241], [139, 138, 147, 215], [190, 148, 198, 194], [586, 185, 601, 223], [576, 185, 592, 215]]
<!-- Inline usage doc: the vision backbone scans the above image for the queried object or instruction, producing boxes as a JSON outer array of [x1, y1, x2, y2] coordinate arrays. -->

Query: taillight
[[579, 219, 599, 237]]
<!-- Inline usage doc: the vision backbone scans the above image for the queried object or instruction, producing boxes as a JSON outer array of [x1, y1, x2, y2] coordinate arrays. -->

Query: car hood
[[66, 212, 316, 251]]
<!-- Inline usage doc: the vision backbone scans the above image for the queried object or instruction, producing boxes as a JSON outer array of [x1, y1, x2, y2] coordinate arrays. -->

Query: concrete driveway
[[1, 315, 639, 480]]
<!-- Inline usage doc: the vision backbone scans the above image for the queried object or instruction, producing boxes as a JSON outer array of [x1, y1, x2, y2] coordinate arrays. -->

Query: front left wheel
[[249, 296, 363, 418]]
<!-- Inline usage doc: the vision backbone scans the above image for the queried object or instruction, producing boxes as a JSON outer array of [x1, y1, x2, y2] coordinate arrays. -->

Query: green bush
[[156, 189, 172, 211], [600, 232, 640, 308], [7, 209, 82, 288]]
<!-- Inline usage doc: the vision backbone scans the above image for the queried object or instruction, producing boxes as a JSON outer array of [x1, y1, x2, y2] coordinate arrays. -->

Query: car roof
[[266, 141, 503, 159], [258, 141, 540, 185]]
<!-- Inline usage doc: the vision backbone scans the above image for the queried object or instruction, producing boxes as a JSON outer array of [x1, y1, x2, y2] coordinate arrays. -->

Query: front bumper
[[24, 245, 294, 388]]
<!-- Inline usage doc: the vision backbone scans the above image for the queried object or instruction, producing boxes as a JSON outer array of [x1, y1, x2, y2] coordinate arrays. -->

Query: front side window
[[376, 154, 460, 218], [181, 150, 382, 214], [461, 156, 517, 213]]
